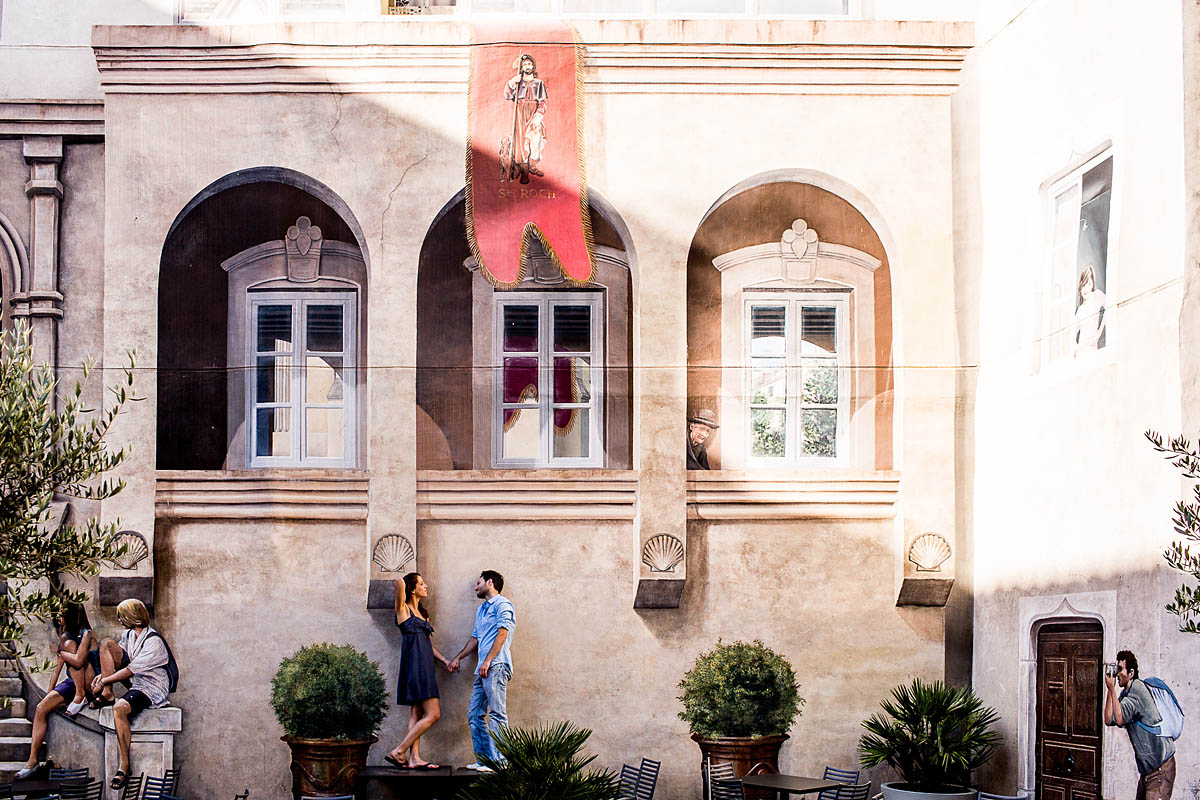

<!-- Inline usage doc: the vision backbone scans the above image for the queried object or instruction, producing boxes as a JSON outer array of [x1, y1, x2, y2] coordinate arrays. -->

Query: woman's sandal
[[383, 755, 408, 769], [110, 770, 128, 790], [89, 696, 115, 710], [416, 763, 441, 771]]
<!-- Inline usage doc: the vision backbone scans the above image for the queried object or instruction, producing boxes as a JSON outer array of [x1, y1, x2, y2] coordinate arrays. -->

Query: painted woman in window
[[1073, 264, 1107, 356]]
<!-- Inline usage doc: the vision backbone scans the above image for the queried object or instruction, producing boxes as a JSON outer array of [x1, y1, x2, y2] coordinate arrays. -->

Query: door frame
[[1017, 591, 1117, 800]]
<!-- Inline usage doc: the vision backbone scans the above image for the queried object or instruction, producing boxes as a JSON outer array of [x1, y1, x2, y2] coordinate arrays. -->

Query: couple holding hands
[[387, 569, 515, 772]]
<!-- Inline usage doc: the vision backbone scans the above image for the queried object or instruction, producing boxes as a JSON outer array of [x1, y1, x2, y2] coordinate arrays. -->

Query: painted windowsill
[[155, 470, 369, 520], [687, 469, 900, 519]]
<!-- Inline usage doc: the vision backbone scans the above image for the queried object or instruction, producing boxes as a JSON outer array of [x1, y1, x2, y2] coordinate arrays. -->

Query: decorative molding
[[417, 470, 637, 520], [686, 470, 899, 520], [371, 534, 415, 573], [109, 531, 150, 570], [91, 21, 971, 96], [155, 470, 369, 520], [907, 532, 950, 572], [221, 239, 362, 274], [0, 101, 105, 138], [641, 534, 684, 573], [712, 240, 881, 275], [285, 216, 323, 282]]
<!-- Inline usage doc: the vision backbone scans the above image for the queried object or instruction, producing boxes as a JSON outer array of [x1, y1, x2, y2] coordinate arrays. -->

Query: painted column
[[18, 136, 64, 371]]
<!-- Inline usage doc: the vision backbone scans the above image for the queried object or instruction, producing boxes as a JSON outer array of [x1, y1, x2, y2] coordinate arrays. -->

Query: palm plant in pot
[[271, 643, 388, 798], [678, 640, 804, 785], [858, 679, 1001, 800], [458, 721, 620, 800]]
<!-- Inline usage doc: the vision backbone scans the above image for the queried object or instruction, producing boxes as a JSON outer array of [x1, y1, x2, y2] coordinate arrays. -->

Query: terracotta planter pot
[[283, 735, 376, 800], [692, 733, 788, 800]]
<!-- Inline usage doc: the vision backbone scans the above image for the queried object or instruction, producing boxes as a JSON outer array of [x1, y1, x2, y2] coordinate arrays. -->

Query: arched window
[[417, 190, 634, 469], [687, 177, 894, 471], [158, 172, 368, 469]]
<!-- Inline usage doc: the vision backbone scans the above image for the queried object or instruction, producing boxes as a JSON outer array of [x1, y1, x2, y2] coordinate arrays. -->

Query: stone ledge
[[156, 470, 369, 521], [0, 101, 105, 138], [687, 470, 900, 520], [98, 705, 181, 734], [417, 470, 637, 521]]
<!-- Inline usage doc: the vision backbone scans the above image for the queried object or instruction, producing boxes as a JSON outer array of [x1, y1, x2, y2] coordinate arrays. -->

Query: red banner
[[466, 22, 594, 286]]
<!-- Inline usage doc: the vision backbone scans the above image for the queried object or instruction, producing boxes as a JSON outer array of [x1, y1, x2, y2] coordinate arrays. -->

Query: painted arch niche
[[417, 189, 634, 470], [686, 175, 894, 470], [157, 168, 369, 470]]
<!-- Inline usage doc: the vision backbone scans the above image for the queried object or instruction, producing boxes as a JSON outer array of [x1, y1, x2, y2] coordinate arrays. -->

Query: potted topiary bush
[[271, 643, 388, 799], [678, 640, 804, 786], [858, 679, 1001, 800]]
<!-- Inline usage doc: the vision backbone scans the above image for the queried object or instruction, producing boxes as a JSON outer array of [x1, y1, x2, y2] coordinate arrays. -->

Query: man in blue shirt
[[448, 570, 515, 771]]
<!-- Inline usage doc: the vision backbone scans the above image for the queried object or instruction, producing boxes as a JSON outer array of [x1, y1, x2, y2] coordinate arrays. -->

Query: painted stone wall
[[957, 0, 1199, 796], [150, 513, 941, 800]]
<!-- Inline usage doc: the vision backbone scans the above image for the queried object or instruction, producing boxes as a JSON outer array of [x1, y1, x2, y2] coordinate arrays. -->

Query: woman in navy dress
[[386, 572, 451, 770]]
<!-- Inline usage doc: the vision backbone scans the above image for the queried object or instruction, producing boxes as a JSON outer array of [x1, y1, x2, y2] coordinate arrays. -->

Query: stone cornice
[[92, 20, 972, 96], [156, 470, 370, 520], [417, 470, 638, 520], [0, 100, 105, 138], [687, 470, 900, 519]]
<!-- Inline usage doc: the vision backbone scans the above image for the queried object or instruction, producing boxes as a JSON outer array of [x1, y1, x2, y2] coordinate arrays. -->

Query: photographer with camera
[[1104, 650, 1176, 800]]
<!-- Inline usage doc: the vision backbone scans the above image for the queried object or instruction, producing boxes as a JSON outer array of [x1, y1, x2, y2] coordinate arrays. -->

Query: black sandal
[[110, 770, 128, 790]]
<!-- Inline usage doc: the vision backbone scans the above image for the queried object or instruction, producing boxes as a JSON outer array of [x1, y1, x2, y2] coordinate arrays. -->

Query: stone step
[[0, 718, 31, 737], [0, 678, 20, 697], [0, 762, 31, 784], [0, 737, 38, 762], [0, 698, 26, 718]]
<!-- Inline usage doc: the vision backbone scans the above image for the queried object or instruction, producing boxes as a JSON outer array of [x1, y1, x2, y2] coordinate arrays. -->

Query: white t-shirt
[[120, 627, 171, 707]]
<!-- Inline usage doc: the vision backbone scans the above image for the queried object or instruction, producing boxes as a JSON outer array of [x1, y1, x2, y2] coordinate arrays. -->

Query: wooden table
[[354, 764, 479, 800], [739, 774, 846, 800], [4, 778, 89, 798]]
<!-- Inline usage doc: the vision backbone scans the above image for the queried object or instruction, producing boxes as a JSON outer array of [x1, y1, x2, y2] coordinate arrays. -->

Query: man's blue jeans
[[468, 663, 511, 764]]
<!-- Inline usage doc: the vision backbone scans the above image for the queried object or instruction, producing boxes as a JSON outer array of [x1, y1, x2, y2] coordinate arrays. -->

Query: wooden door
[[1037, 623, 1103, 800]]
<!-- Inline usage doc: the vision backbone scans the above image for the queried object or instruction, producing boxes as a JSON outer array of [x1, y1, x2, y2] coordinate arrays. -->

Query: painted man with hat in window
[[686, 408, 719, 470]]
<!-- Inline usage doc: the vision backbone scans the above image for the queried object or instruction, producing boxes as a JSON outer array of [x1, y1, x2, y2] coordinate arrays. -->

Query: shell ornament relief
[[109, 531, 149, 571], [908, 533, 951, 572], [642, 534, 685, 573], [372, 534, 415, 573]]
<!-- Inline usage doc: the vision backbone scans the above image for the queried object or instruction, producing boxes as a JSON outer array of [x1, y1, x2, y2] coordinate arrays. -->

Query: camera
[[1104, 662, 1118, 677]]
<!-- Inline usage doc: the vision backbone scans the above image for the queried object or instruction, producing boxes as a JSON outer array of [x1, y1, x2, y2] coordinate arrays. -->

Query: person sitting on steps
[[16, 603, 97, 779], [89, 599, 172, 791]]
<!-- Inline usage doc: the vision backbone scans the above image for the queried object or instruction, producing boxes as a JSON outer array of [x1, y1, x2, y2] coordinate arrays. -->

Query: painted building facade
[[0, 1, 1196, 799]]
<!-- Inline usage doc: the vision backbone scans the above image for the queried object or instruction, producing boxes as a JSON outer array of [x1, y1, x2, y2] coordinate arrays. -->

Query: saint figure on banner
[[503, 54, 548, 185]]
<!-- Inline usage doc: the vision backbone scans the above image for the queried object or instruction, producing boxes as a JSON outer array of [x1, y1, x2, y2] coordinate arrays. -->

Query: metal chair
[[618, 763, 640, 800], [118, 774, 144, 800], [834, 782, 873, 800], [142, 773, 176, 800], [60, 781, 103, 800], [705, 761, 740, 800], [49, 768, 90, 782], [634, 757, 661, 800], [980, 793, 1028, 800], [818, 766, 862, 800], [233, 791, 249, 800], [164, 768, 181, 795]]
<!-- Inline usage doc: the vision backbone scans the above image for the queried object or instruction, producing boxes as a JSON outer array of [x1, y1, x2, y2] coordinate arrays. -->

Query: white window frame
[[743, 293, 849, 466], [492, 292, 604, 468], [246, 291, 357, 468], [1036, 147, 1116, 373]]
